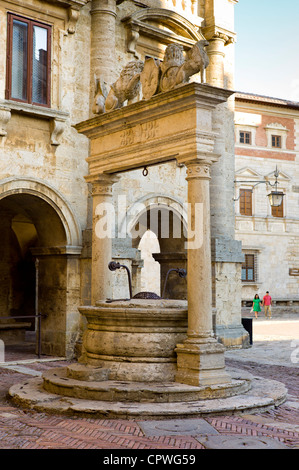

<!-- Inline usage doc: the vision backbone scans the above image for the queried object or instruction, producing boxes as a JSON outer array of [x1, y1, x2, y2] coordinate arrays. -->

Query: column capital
[[90, 0, 117, 17], [185, 161, 212, 180], [85, 173, 120, 196]]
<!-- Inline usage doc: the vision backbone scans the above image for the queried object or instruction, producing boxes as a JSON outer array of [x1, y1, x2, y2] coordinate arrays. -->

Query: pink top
[[263, 294, 272, 306]]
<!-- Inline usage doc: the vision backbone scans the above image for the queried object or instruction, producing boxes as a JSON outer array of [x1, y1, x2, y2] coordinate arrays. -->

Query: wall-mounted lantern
[[234, 166, 285, 207]]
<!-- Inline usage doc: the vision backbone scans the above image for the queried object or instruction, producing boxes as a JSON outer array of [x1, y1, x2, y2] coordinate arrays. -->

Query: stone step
[[42, 367, 251, 403], [8, 371, 288, 419]]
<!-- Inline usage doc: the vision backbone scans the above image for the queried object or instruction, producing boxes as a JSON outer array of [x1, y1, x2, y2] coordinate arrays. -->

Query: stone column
[[175, 161, 231, 386], [206, 33, 228, 88], [90, 0, 117, 111], [86, 174, 119, 304]]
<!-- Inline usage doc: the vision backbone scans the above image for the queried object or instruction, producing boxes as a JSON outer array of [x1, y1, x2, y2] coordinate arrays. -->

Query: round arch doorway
[[0, 188, 82, 358]]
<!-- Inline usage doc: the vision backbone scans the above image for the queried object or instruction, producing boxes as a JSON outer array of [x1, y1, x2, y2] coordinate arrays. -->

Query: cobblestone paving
[[0, 358, 298, 450]]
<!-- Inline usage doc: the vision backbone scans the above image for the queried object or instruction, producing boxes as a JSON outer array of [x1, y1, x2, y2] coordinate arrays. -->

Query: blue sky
[[234, 0, 299, 101]]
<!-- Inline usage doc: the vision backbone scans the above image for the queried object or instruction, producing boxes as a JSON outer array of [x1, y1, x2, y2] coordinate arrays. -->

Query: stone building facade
[[0, 0, 247, 359], [234, 92, 299, 305]]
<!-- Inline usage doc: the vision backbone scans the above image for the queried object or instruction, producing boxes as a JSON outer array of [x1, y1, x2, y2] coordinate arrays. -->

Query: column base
[[175, 337, 232, 387]]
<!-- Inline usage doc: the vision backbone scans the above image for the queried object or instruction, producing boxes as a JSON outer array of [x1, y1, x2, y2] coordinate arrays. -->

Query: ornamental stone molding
[[76, 82, 233, 176], [0, 105, 11, 137], [122, 8, 205, 57], [47, 0, 89, 33], [264, 122, 289, 149], [0, 100, 69, 146], [186, 162, 211, 180], [202, 26, 236, 46]]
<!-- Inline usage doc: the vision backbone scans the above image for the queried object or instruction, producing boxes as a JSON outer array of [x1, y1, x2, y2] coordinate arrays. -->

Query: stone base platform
[[42, 366, 250, 402], [8, 368, 287, 419]]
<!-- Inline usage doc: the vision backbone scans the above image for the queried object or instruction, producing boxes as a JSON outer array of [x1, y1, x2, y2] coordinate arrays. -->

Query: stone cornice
[[44, 0, 90, 8], [202, 25, 236, 45]]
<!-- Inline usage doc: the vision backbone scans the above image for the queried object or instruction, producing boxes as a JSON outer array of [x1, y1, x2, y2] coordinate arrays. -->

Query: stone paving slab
[[196, 435, 289, 449], [225, 339, 299, 367], [138, 418, 219, 436]]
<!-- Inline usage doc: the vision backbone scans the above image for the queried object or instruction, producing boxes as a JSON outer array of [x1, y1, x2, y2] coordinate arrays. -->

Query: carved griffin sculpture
[[105, 60, 144, 112]]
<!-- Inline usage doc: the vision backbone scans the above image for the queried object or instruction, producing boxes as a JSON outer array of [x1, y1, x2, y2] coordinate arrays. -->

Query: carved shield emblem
[[140, 58, 160, 100]]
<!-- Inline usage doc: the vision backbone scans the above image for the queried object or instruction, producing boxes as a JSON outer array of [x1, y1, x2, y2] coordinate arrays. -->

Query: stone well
[[39, 299, 251, 405], [9, 297, 287, 417], [78, 299, 188, 382]]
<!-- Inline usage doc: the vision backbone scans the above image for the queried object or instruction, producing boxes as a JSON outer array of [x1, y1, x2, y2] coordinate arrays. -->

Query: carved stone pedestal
[[175, 337, 232, 386]]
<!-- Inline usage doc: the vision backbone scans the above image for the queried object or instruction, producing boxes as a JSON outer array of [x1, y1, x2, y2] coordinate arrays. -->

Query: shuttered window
[[271, 198, 284, 218], [271, 135, 281, 148], [6, 14, 51, 107], [239, 189, 252, 216], [241, 254, 255, 282]]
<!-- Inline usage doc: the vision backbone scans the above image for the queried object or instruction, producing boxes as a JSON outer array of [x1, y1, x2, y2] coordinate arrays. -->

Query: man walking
[[262, 291, 272, 319]]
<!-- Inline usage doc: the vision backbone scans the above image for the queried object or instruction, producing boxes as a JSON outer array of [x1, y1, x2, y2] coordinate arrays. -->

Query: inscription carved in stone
[[120, 121, 159, 147]]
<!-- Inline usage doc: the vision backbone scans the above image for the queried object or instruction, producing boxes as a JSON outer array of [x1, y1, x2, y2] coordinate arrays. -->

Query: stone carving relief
[[104, 60, 144, 112], [0, 106, 11, 137], [93, 40, 209, 114], [92, 76, 108, 115]]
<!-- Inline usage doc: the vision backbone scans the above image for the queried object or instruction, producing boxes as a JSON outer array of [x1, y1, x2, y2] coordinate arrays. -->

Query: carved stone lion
[[92, 40, 210, 113], [105, 60, 144, 112], [176, 40, 210, 85]]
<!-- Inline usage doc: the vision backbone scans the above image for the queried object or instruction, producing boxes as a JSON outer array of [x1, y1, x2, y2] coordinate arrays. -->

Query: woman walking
[[252, 294, 262, 319]]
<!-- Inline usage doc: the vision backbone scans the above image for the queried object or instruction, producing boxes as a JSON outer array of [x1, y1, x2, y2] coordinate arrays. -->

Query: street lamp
[[266, 167, 285, 207], [234, 166, 285, 207]]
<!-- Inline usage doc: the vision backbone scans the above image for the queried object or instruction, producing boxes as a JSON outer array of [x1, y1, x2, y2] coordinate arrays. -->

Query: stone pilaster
[[175, 161, 232, 386], [86, 174, 119, 304]]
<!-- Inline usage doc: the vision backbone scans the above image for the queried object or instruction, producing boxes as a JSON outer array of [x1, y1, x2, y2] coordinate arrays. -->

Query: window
[[271, 198, 284, 218], [6, 14, 51, 106], [239, 131, 251, 145], [242, 254, 255, 282], [271, 135, 281, 148], [239, 189, 252, 216]]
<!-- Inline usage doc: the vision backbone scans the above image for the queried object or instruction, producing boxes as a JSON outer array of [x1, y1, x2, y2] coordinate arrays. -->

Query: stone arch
[[122, 8, 206, 58], [0, 177, 82, 357], [123, 193, 188, 245], [122, 194, 187, 299], [0, 177, 82, 247]]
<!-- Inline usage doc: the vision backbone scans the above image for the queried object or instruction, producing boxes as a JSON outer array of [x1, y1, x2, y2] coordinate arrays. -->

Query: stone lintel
[[75, 82, 234, 175], [31, 246, 82, 257]]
